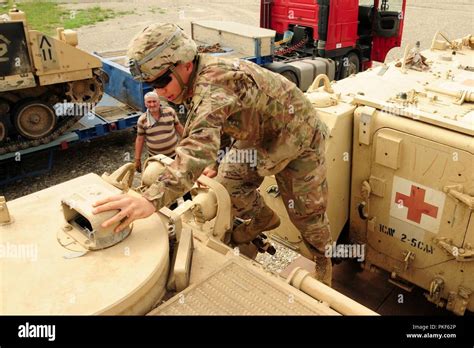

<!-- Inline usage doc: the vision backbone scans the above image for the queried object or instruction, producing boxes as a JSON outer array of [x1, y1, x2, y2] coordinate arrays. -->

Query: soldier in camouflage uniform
[[92, 23, 333, 286]]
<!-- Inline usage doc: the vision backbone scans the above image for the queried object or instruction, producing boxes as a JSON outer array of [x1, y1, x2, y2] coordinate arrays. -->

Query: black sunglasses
[[149, 65, 176, 89]]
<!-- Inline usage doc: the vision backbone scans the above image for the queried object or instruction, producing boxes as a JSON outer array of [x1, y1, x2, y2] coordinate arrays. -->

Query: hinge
[[434, 237, 474, 262], [357, 106, 376, 145]]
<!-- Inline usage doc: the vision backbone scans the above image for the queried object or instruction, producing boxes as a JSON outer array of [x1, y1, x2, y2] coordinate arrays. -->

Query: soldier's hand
[[92, 194, 155, 233], [202, 167, 217, 178], [135, 159, 142, 173]]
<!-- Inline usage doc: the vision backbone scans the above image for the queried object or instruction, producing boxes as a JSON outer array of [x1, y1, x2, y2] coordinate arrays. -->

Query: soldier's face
[[153, 62, 194, 104]]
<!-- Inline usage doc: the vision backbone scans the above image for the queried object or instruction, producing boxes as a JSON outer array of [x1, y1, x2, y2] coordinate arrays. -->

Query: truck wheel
[[13, 100, 57, 140], [0, 121, 6, 142], [280, 70, 299, 86], [340, 53, 360, 79]]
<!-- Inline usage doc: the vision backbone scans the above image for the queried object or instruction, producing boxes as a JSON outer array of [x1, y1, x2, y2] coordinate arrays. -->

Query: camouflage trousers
[[215, 135, 332, 257]]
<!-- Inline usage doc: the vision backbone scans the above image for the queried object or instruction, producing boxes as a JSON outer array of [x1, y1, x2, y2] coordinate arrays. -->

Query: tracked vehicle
[[0, 9, 105, 155], [261, 32, 474, 315]]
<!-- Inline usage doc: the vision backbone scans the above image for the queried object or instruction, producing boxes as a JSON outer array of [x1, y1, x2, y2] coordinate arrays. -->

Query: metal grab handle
[[357, 201, 369, 220], [307, 74, 334, 94], [425, 85, 474, 105], [101, 163, 135, 192]]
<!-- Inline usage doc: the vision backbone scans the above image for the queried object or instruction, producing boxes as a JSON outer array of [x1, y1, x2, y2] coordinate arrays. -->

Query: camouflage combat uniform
[[141, 54, 332, 263]]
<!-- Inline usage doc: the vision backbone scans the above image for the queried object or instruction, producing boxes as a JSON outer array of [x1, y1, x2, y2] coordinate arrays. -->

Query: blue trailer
[[0, 51, 150, 186]]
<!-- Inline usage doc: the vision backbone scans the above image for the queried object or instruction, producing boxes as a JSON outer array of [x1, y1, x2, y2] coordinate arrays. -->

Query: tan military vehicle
[[0, 9, 105, 154], [261, 32, 474, 315], [0, 155, 376, 315]]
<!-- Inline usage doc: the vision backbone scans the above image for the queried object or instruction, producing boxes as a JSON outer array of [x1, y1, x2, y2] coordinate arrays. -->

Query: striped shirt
[[137, 106, 180, 157]]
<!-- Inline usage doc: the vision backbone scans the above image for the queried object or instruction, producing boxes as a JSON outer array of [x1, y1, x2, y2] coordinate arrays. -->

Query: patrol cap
[[127, 23, 197, 82]]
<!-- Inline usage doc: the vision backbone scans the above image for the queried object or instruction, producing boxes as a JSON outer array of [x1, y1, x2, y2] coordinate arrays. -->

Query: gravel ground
[[0, 129, 138, 199], [70, 0, 261, 54], [255, 239, 300, 274]]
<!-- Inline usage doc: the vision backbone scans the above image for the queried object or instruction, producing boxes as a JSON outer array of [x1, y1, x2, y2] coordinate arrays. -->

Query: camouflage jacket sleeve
[[141, 85, 242, 210], [207, 132, 233, 171]]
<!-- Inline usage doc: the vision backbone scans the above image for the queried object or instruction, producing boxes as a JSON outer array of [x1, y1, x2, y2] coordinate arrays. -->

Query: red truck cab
[[261, 0, 406, 78]]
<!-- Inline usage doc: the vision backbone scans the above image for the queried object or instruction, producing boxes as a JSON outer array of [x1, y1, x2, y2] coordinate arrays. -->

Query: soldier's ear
[[184, 61, 194, 72]]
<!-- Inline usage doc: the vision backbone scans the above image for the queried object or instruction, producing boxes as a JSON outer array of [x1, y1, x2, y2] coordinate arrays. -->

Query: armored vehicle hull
[[261, 33, 474, 315], [0, 9, 105, 155]]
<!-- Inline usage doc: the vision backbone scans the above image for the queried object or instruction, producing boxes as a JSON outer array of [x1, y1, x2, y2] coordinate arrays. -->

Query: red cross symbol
[[395, 185, 438, 223]]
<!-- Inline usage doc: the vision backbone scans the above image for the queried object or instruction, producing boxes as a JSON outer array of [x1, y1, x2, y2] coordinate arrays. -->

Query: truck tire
[[280, 70, 299, 86], [0, 120, 6, 142], [340, 52, 360, 79]]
